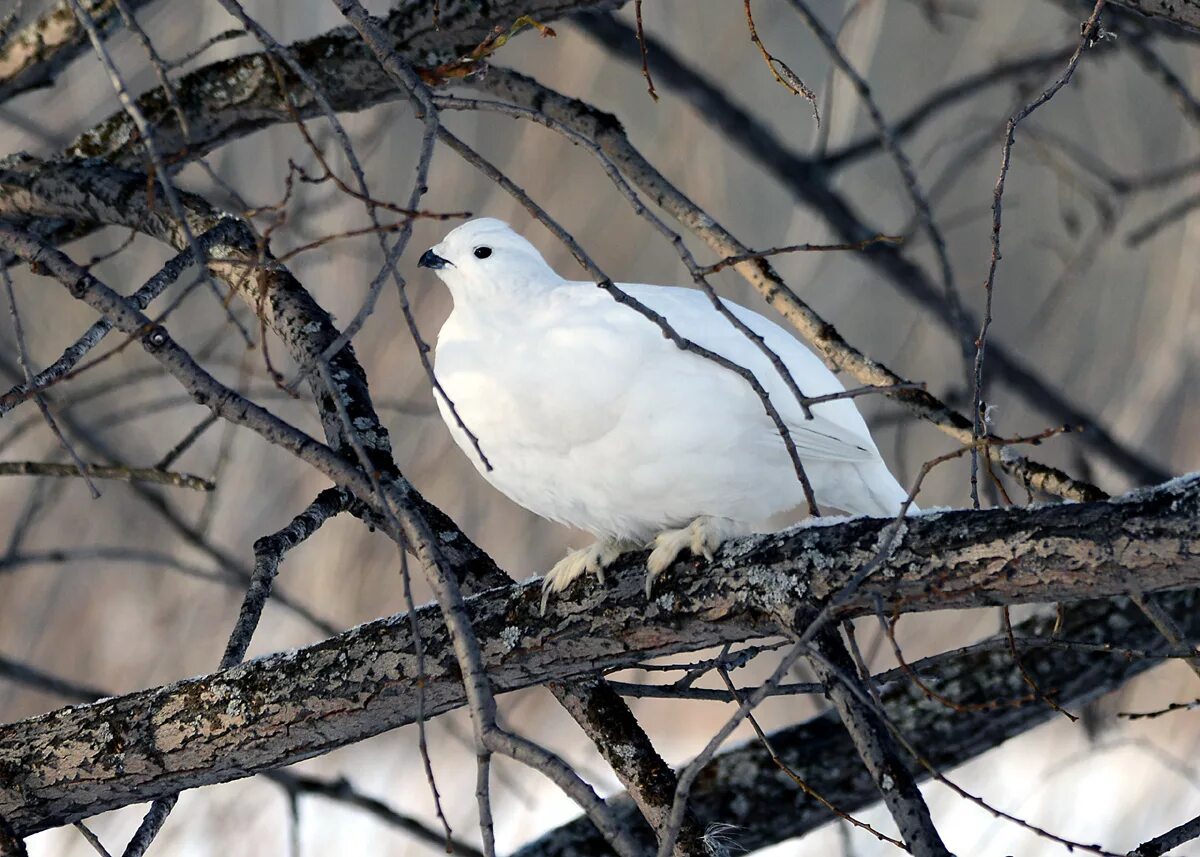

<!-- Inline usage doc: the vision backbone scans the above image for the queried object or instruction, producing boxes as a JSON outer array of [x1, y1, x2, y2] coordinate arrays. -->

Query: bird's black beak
[[418, 249, 450, 270]]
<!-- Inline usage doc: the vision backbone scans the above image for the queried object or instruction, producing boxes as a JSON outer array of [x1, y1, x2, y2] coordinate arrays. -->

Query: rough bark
[[806, 628, 951, 856], [515, 584, 1200, 857], [1110, 0, 1200, 32], [1, 474, 1196, 835], [0, 0, 157, 103], [62, 0, 623, 166]]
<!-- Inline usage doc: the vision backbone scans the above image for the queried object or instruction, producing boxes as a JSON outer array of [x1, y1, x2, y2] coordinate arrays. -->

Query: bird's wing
[[615, 283, 879, 462]]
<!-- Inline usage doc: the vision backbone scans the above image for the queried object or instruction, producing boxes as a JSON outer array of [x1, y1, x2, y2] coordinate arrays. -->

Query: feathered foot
[[540, 537, 639, 613], [645, 516, 743, 597]]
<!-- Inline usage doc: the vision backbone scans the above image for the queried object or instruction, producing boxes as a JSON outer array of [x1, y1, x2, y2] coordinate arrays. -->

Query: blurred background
[[1, 0, 1197, 854]]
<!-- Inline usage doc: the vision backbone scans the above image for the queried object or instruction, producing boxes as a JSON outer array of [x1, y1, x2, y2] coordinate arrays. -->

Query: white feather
[[425, 218, 911, 547]]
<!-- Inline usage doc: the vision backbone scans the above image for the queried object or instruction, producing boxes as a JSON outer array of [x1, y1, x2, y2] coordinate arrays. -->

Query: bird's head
[[418, 218, 559, 302]]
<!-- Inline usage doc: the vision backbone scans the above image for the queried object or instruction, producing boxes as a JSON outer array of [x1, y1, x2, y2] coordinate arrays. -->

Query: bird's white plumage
[[421, 219, 911, 597]]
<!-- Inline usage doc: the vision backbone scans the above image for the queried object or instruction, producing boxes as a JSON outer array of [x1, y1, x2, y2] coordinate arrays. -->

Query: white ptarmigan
[[419, 218, 911, 608]]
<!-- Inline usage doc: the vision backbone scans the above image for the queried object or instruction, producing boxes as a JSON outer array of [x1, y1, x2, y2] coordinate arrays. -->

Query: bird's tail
[[839, 459, 918, 518]]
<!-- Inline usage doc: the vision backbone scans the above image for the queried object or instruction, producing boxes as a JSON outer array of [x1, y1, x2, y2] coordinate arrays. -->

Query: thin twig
[[1125, 190, 1200, 246], [973, 0, 1107, 505], [743, 0, 819, 122], [634, 0, 658, 100], [1128, 591, 1200, 684], [698, 234, 902, 274], [1, 260, 99, 497], [788, 0, 969, 390], [715, 658, 906, 849], [154, 414, 219, 470], [73, 823, 114, 857], [1119, 699, 1200, 721], [68, 0, 254, 346], [0, 226, 234, 415], [221, 489, 346, 667], [0, 461, 214, 491], [268, 772, 486, 857]]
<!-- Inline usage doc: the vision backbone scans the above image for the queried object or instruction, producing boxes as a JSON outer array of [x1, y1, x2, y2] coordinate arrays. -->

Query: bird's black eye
[[473, 246, 492, 259]]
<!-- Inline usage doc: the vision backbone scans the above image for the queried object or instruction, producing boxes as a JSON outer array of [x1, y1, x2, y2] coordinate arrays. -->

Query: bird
[[418, 218, 912, 610]]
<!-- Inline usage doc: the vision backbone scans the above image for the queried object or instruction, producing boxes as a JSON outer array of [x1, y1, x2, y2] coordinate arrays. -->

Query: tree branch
[[1108, 0, 1200, 32], [1, 473, 1196, 835], [65, 0, 624, 167], [518, 583, 1200, 857], [806, 628, 950, 855], [1129, 812, 1200, 857], [0, 0, 157, 103], [0, 460, 213, 490]]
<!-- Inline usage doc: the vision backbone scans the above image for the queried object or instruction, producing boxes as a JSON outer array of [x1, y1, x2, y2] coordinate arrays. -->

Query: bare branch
[[0, 460, 214, 491], [1, 259, 100, 497], [73, 822, 113, 857], [269, 772, 487, 857], [65, 1, 623, 167], [806, 629, 950, 855], [819, 44, 1085, 169], [975, 0, 1107, 505], [1129, 813, 1200, 857], [0, 654, 108, 703], [221, 488, 347, 667], [787, 0, 969, 384], [1, 473, 1197, 835], [0, 225, 234, 415], [0, 0, 156, 103], [1108, 0, 1200, 32]]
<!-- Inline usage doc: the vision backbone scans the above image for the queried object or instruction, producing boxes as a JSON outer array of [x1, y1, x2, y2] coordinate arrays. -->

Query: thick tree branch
[[518, 584, 1200, 857], [65, 0, 623, 167], [1, 474, 1196, 835], [0, 0, 156, 103], [806, 629, 950, 856], [548, 678, 709, 856], [1109, 0, 1200, 32]]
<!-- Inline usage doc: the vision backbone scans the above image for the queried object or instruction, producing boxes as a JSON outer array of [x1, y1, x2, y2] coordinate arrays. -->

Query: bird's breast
[[434, 313, 642, 461]]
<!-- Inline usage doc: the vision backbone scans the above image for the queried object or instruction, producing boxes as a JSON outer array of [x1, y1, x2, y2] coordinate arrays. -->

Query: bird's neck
[[445, 274, 568, 318]]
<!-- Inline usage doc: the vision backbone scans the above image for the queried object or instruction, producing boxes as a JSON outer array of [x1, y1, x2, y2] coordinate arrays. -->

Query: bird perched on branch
[[419, 218, 911, 609]]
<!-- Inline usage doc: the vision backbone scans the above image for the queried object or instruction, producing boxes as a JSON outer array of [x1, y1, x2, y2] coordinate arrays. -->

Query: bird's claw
[[539, 538, 634, 614], [644, 516, 736, 599]]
